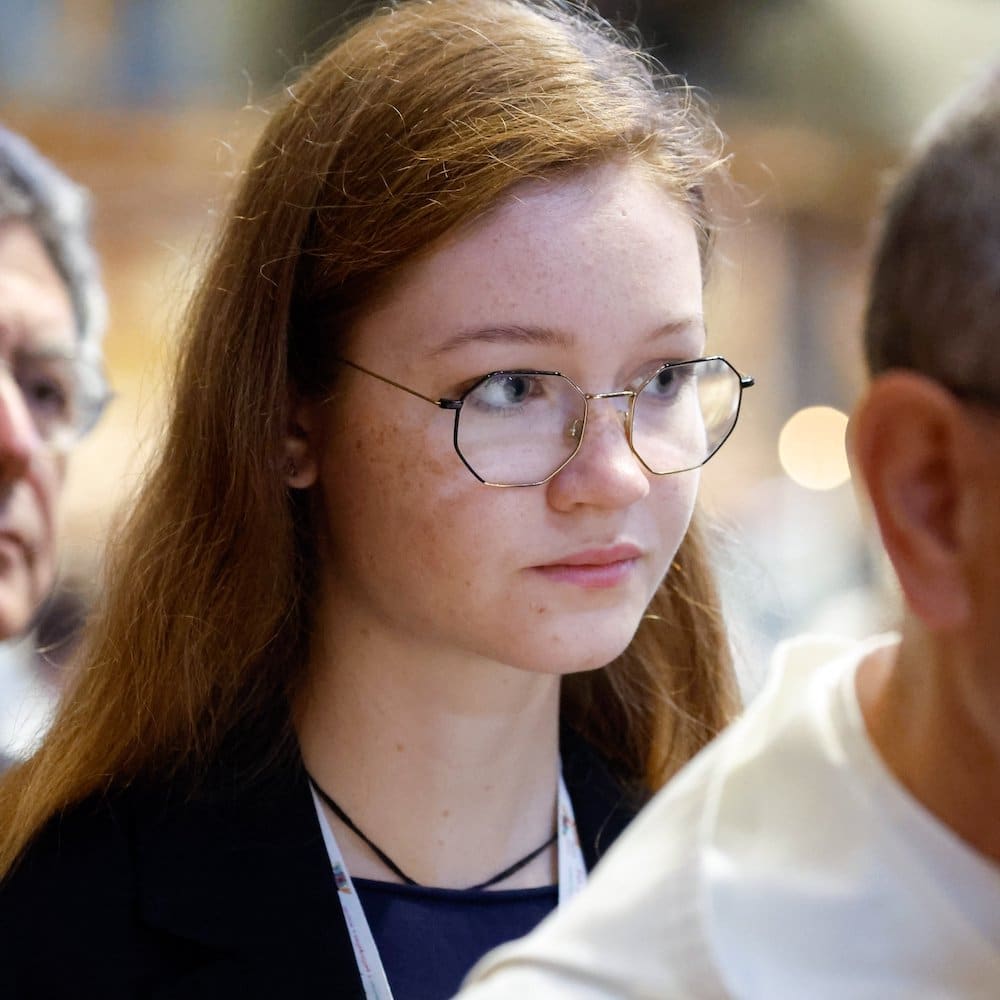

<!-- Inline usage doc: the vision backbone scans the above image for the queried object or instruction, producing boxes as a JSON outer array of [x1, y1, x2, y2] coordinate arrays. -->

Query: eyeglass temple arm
[[740, 375, 755, 389], [338, 358, 459, 409]]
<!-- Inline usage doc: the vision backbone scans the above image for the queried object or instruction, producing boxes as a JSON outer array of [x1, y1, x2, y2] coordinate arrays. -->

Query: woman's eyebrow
[[429, 325, 571, 357], [649, 317, 706, 343], [429, 317, 704, 358]]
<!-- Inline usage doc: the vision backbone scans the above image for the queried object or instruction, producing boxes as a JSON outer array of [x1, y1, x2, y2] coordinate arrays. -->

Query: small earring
[[282, 440, 316, 489]]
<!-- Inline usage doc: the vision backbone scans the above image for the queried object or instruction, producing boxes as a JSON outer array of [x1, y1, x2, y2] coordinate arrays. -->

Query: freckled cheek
[[332, 423, 487, 586], [402, 477, 522, 600], [649, 473, 699, 565], [400, 485, 491, 586]]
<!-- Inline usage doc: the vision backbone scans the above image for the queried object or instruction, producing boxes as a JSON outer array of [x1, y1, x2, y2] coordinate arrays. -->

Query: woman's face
[[304, 162, 705, 675]]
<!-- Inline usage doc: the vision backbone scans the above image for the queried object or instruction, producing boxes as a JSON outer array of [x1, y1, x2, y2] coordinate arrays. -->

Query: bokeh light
[[778, 405, 851, 490]]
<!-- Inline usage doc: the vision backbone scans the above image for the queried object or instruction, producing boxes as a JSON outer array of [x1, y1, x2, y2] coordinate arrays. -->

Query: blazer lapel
[[561, 726, 644, 870], [131, 753, 364, 998]]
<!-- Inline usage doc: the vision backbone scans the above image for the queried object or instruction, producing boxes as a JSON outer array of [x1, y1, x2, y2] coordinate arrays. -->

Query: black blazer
[[0, 730, 640, 999]]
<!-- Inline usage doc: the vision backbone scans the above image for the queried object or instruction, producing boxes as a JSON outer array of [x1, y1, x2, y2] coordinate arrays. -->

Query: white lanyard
[[311, 772, 588, 1000]]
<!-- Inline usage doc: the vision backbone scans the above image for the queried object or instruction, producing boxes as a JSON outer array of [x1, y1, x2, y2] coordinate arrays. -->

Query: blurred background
[[1, 0, 998, 729]]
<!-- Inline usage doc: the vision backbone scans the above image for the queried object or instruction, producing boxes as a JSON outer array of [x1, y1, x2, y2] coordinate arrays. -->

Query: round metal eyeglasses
[[340, 356, 754, 487]]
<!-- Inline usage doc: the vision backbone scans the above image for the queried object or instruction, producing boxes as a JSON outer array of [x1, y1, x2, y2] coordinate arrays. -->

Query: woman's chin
[[500, 617, 643, 677]]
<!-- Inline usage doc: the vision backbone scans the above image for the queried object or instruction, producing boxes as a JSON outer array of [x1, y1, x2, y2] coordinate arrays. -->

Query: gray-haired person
[[461, 63, 1000, 999], [0, 127, 109, 763]]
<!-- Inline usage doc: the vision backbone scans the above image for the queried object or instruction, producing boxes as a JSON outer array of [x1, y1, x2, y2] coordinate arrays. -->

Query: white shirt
[[0, 634, 55, 762], [460, 635, 1000, 999]]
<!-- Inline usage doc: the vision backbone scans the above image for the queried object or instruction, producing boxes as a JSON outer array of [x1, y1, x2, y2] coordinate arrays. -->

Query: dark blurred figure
[[0, 127, 109, 767]]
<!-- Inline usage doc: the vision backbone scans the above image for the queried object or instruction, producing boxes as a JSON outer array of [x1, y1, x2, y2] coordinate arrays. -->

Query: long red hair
[[0, 0, 738, 877]]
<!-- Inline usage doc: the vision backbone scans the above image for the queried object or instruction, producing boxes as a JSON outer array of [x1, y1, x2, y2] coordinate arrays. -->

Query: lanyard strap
[[311, 772, 587, 1000]]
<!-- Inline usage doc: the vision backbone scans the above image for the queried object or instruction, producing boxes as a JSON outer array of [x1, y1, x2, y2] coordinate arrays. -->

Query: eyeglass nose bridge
[[565, 388, 638, 447]]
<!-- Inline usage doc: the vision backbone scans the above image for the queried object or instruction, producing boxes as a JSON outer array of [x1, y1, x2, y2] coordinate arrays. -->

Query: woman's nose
[[546, 399, 649, 511]]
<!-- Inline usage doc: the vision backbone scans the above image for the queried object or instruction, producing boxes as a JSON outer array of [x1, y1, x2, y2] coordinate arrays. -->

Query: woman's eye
[[471, 372, 542, 410], [656, 368, 676, 391], [642, 364, 693, 403]]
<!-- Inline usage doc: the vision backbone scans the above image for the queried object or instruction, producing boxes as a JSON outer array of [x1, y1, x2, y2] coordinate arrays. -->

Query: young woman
[[0, 2, 753, 997]]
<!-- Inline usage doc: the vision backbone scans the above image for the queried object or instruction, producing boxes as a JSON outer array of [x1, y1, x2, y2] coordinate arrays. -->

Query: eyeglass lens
[[455, 358, 743, 486], [0, 354, 107, 447]]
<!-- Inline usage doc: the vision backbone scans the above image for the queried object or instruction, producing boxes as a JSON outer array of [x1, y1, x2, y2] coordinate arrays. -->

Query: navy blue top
[[354, 877, 558, 999]]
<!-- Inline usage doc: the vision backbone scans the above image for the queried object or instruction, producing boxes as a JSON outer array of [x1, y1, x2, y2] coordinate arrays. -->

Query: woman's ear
[[282, 396, 320, 490], [849, 371, 972, 631]]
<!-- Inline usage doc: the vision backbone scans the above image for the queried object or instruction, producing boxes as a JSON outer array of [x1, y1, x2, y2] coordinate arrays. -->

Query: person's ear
[[849, 371, 972, 630], [282, 395, 320, 490]]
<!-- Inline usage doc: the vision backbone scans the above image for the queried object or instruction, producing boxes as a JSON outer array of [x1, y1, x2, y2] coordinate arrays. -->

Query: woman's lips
[[531, 545, 643, 590]]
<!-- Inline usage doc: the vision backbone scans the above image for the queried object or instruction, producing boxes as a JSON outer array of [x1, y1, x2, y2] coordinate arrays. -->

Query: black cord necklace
[[307, 772, 558, 891]]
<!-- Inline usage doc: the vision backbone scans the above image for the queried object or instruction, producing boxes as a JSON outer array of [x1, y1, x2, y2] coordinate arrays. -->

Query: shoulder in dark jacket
[[1, 731, 641, 998], [1, 760, 360, 999]]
